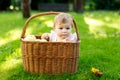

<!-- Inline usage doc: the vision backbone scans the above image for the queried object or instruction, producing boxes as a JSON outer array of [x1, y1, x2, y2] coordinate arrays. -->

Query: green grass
[[0, 11, 120, 80]]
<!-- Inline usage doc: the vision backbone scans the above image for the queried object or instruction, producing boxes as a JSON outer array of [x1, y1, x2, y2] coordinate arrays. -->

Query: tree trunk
[[22, 0, 31, 18], [74, 0, 84, 13]]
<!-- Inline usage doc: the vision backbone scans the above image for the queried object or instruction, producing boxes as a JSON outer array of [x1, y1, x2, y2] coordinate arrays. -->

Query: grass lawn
[[0, 11, 120, 80]]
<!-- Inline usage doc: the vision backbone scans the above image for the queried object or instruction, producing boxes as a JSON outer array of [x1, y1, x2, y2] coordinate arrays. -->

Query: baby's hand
[[64, 38, 70, 42], [41, 33, 50, 41]]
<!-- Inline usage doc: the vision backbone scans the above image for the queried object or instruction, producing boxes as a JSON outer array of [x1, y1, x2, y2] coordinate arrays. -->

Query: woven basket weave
[[21, 12, 80, 75]]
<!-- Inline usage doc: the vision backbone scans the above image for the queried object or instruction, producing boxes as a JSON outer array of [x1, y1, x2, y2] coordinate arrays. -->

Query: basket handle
[[21, 11, 80, 41]]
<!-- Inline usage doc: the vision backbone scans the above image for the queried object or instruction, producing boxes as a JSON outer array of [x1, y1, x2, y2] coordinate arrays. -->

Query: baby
[[41, 13, 77, 42]]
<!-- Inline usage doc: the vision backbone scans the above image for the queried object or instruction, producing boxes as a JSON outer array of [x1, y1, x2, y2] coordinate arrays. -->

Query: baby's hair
[[53, 13, 73, 28]]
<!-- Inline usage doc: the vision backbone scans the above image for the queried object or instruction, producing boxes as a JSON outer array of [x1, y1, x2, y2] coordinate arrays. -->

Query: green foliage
[[0, 11, 120, 80], [93, 0, 120, 10], [85, 0, 120, 10]]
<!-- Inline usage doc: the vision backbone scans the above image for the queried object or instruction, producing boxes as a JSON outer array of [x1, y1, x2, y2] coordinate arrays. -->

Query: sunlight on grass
[[104, 16, 110, 22], [44, 20, 53, 27], [107, 23, 120, 30], [104, 16, 120, 30], [38, 16, 46, 20], [0, 59, 22, 71], [6, 48, 21, 59], [84, 17, 104, 26], [25, 21, 53, 35], [25, 25, 38, 35], [0, 28, 21, 46], [84, 16, 120, 38], [84, 17, 107, 38], [0, 48, 22, 71], [23, 16, 54, 35], [37, 16, 54, 27]]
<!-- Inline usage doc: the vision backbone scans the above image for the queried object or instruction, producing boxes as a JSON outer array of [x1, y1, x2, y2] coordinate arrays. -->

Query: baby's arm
[[41, 33, 50, 41]]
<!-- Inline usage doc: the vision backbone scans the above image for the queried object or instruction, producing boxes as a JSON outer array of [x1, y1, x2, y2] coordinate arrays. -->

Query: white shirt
[[49, 30, 77, 42]]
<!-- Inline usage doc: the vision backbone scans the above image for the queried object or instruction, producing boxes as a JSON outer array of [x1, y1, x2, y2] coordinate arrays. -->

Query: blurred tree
[[93, 0, 120, 10], [22, 0, 31, 18], [84, 0, 95, 10], [74, 0, 84, 13]]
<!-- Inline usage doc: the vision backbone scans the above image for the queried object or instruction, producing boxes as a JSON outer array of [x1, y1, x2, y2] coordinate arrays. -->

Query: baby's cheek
[[55, 30, 61, 34], [68, 29, 72, 33], [56, 32, 61, 36]]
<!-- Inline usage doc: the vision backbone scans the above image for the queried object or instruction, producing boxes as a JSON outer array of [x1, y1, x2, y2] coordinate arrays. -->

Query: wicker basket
[[21, 12, 80, 75]]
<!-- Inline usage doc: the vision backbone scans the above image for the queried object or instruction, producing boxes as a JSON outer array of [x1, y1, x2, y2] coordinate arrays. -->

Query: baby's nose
[[62, 29, 67, 33]]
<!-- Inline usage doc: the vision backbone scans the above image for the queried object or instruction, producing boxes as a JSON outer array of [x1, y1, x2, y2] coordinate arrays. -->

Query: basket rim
[[21, 38, 80, 43]]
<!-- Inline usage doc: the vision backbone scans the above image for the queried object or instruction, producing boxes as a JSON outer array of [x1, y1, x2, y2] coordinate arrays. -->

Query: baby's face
[[54, 24, 72, 39]]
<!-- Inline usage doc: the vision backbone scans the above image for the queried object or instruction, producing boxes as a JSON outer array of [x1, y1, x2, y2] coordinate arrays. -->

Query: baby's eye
[[59, 27, 63, 29], [66, 27, 70, 29]]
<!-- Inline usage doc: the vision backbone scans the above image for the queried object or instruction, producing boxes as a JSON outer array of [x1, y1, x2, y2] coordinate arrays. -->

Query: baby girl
[[41, 13, 77, 42]]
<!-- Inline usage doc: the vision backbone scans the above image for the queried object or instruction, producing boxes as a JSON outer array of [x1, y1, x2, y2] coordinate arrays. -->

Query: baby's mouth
[[62, 33, 68, 35], [61, 35, 68, 39]]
